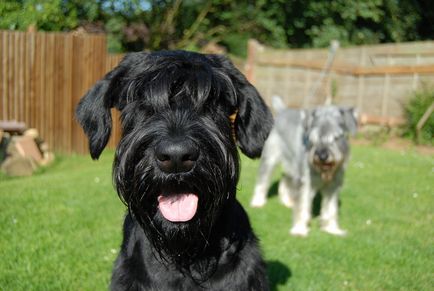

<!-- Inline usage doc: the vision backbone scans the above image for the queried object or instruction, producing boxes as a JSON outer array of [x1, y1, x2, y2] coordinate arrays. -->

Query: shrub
[[403, 86, 434, 145]]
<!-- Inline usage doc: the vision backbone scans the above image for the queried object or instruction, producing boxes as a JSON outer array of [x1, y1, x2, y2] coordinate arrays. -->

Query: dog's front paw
[[250, 196, 267, 208], [321, 225, 347, 236], [290, 225, 309, 237]]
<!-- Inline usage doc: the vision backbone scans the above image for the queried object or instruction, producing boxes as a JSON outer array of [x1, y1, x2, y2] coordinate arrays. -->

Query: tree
[[0, 0, 78, 31], [0, 0, 432, 56]]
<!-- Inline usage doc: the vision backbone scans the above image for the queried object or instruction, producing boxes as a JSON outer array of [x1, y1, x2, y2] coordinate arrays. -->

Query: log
[[1, 156, 37, 176]]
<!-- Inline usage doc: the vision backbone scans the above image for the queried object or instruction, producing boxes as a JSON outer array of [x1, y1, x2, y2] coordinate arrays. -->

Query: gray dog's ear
[[340, 107, 358, 135], [75, 53, 143, 159], [208, 55, 274, 158], [271, 95, 287, 113]]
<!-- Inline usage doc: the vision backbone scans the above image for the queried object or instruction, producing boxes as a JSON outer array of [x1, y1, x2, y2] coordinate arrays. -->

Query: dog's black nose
[[316, 148, 329, 162], [155, 139, 199, 173]]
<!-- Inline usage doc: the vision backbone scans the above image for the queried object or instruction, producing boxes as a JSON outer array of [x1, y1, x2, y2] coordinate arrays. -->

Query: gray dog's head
[[304, 106, 357, 180]]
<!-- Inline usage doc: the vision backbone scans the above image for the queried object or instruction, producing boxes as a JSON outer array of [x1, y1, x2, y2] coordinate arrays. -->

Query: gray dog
[[251, 96, 357, 237]]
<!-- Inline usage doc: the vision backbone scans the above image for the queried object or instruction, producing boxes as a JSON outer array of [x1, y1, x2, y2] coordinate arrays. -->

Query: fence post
[[357, 46, 366, 113], [412, 54, 421, 90], [246, 39, 259, 84], [381, 55, 392, 125]]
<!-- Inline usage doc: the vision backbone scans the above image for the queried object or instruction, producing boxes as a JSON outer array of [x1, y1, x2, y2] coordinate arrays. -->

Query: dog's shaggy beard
[[113, 112, 239, 271]]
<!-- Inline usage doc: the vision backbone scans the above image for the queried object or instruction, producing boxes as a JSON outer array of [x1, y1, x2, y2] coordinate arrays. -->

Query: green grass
[[0, 146, 433, 290]]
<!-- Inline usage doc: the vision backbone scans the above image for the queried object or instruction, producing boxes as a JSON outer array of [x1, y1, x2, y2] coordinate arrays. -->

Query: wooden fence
[[245, 39, 434, 126], [0, 30, 123, 154], [2, 30, 433, 155]]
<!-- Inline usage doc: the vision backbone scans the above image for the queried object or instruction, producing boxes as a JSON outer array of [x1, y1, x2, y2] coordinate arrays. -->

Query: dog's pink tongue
[[158, 194, 198, 222]]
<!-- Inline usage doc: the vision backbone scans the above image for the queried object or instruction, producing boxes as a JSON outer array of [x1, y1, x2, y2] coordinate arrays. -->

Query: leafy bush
[[403, 86, 434, 145]]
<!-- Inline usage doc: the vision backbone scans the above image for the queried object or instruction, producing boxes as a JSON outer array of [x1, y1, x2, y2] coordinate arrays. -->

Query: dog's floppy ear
[[208, 55, 273, 158], [340, 107, 358, 136], [235, 80, 273, 158], [76, 79, 113, 160], [76, 53, 142, 159]]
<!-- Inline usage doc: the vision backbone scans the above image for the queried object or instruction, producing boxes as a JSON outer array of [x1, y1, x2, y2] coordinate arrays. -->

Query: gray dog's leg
[[290, 176, 315, 237], [251, 130, 281, 207], [277, 175, 294, 208], [320, 187, 347, 236]]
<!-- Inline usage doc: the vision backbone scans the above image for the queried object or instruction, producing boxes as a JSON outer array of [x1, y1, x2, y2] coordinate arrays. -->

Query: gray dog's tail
[[271, 95, 286, 113]]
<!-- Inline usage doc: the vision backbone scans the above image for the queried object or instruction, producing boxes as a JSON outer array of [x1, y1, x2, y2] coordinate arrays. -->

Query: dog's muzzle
[[315, 148, 329, 162], [154, 138, 201, 222], [313, 148, 336, 171], [155, 138, 199, 173]]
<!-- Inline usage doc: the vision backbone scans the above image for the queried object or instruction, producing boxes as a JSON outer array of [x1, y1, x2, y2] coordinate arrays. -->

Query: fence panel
[[0, 30, 123, 154], [246, 39, 434, 125]]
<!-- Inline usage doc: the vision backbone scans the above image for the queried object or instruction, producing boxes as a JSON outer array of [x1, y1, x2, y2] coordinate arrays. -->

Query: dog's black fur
[[76, 50, 273, 290]]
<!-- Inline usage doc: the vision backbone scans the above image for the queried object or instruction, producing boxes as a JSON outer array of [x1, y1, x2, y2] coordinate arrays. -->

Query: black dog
[[76, 50, 273, 290]]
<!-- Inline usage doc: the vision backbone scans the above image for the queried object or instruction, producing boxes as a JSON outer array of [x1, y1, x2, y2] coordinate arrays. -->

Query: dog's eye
[[334, 133, 345, 140], [308, 132, 318, 144]]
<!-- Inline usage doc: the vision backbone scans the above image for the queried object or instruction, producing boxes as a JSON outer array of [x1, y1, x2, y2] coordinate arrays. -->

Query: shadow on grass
[[267, 181, 279, 197], [267, 181, 340, 219], [312, 192, 322, 217], [267, 260, 292, 291], [312, 192, 342, 218]]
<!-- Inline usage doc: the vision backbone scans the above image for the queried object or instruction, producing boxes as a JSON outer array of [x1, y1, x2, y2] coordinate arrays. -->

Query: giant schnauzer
[[76, 50, 273, 290], [251, 96, 357, 237]]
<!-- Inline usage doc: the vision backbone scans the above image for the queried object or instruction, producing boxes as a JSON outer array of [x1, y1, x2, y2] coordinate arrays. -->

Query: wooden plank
[[246, 39, 259, 83], [39, 33, 47, 143], [56, 33, 67, 153], [71, 34, 81, 154], [354, 64, 434, 75], [6, 31, 13, 120], [13, 32, 18, 120], [33, 33, 41, 138], [72, 34, 88, 154], [46, 33, 55, 150], [17, 32, 25, 121], [357, 47, 366, 112], [256, 58, 434, 76], [28, 32, 36, 129], [359, 113, 406, 126], [24, 32, 30, 125], [64, 34, 73, 153], [260, 40, 434, 59], [0, 31, 6, 119], [53, 34, 61, 152]]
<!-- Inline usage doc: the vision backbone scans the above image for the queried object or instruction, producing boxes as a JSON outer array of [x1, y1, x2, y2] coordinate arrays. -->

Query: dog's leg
[[290, 180, 314, 237], [278, 175, 294, 208], [320, 188, 347, 236], [251, 130, 281, 207]]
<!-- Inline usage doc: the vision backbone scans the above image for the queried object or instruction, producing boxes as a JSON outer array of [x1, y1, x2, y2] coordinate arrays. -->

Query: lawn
[[0, 145, 433, 290]]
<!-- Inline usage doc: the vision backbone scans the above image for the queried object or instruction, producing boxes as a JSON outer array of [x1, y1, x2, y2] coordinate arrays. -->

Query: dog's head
[[76, 51, 272, 261], [304, 106, 357, 180]]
